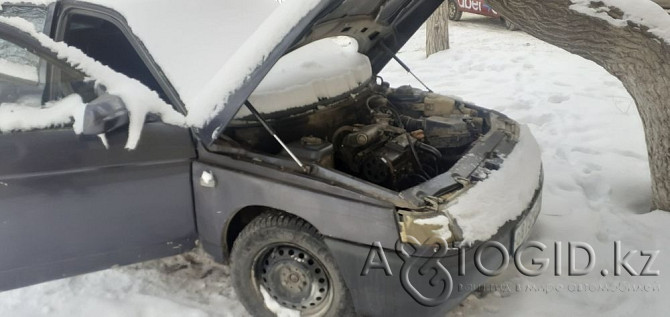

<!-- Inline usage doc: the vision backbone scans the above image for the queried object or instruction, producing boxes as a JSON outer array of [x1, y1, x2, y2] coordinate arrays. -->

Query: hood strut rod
[[380, 43, 433, 93], [244, 101, 308, 172]]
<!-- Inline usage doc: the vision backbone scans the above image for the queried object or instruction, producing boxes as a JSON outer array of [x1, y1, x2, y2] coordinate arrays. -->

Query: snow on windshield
[[0, 16, 185, 149], [239, 36, 373, 117]]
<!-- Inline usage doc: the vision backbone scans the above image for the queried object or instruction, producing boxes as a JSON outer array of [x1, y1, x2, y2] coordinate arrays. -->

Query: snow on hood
[[83, 0, 441, 143], [82, 0, 323, 128], [239, 36, 373, 117], [184, 0, 324, 128], [448, 125, 542, 244], [84, 0, 279, 109], [2, 0, 441, 147], [1, 0, 328, 148]]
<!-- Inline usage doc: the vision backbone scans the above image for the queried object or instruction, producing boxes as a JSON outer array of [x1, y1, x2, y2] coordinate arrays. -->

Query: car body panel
[[0, 123, 198, 292], [0, 6, 198, 291], [326, 183, 542, 316], [454, 0, 500, 18], [192, 147, 401, 261]]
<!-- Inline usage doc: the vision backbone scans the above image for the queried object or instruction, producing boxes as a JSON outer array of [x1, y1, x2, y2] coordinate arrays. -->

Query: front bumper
[[325, 182, 543, 316]]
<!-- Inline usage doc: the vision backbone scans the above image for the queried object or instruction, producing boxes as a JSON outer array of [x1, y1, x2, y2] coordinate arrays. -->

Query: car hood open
[[5, 0, 442, 144], [198, 0, 443, 145]]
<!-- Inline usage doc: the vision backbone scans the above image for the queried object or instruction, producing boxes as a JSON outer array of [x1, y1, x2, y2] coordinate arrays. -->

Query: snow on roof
[[570, 0, 670, 45]]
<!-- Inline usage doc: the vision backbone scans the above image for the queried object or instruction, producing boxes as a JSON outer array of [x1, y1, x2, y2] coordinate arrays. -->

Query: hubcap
[[256, 245, 332, 314]]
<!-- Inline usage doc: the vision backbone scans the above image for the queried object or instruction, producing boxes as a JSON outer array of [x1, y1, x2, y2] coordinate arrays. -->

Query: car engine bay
[[222, 83, 491, 191]]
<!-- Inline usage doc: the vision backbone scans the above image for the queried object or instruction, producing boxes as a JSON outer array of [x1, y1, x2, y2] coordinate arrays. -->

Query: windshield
[[236, 36, 372, 119]]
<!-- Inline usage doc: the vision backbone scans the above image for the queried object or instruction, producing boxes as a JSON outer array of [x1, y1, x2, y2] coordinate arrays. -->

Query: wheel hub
[[257, 246, 331, 312]]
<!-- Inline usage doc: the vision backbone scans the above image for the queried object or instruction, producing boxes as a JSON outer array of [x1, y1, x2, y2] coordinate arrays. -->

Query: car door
[[0, 20, 197, 291]]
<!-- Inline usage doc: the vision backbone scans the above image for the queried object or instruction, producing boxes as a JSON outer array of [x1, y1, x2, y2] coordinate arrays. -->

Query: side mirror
[[81, 94, 129, 136]]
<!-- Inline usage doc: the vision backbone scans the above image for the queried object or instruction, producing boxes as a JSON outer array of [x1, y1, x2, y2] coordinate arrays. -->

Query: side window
[[0, 38, 40, 84], [62, 14, 171, 104], [0, 4, 47, 76], [0, 4, 47, 31], [0, 39, 91, 133]]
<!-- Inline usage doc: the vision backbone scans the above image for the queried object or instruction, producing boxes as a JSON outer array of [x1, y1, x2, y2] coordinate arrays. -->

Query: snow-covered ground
[[0, 13, 667, 316]]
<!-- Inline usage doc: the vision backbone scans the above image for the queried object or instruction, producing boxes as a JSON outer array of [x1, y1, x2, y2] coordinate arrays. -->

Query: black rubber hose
[[417, 142, 442, 159], [384, 100, 431, 180]]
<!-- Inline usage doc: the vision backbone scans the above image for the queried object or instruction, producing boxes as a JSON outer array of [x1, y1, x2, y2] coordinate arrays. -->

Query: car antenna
[[381, 42, 433, 92], [244, 101, 308, 172]]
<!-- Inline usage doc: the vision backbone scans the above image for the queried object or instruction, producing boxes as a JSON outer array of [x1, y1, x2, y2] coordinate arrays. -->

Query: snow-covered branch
[[570, 0, 670, 44]]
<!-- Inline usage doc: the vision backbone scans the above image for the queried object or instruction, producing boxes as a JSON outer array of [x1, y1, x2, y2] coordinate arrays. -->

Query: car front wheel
[[231, 212, 355, 317], [448, 0, 463, 21]]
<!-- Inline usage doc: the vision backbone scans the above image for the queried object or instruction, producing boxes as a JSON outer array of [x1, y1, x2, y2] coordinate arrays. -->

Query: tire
[[448, 0, 462, 21], [231, 212, 355, 317], [503, 18, 519, 31]]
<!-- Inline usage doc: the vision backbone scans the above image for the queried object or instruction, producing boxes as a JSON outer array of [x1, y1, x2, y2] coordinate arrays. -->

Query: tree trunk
[[485, 0, 670, 210], [426, 2, 450, 56]]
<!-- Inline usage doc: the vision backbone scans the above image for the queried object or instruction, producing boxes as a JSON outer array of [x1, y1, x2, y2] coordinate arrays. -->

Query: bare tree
[[483, 0, 670, 210], [426, 2, 450, 56]]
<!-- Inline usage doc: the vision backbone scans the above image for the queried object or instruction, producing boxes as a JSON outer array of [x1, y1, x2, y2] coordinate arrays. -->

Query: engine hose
[[332, 125, 356, 148], [417, 142, 442, 159], [406, 133, 431, 179], [384, 99, 431, 179], [399, 115, 423, 131]]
